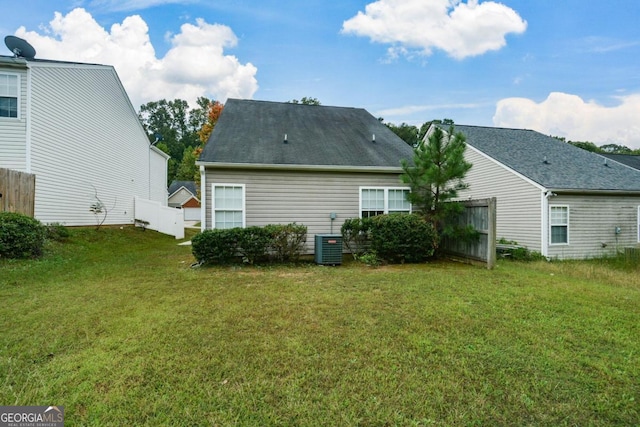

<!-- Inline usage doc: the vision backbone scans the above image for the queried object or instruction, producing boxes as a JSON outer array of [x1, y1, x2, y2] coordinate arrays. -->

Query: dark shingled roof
[[600, 154, 640, 171], [169, 180, 197, 196], [198, 99, 414, 168], [448, 125, 640, 192]]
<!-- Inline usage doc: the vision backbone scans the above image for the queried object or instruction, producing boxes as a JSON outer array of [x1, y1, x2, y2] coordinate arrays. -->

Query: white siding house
[[0, 54, 169, 226]]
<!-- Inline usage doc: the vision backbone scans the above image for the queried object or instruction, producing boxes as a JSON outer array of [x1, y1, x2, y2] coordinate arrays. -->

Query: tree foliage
[[401, 125, 472, 249], [138, 97, 218, 184], [198, 100, 225, 144], [383, 118, 453, 147], [385, 122, 419, 146], [288, 97, 321, 105]]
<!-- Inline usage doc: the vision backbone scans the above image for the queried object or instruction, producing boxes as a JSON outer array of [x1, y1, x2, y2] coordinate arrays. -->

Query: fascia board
[[195, 161, 404, 174]]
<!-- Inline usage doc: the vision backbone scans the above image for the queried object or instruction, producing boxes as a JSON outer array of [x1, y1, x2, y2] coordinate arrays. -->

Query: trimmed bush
[[191, 228, 238, 264], [0, 212, 47, 259], [236, 226, 271, 264], [369, 213, 436, 263], [341, 217, 372, 258], [265, 223, 307, 262], [191, 223, 308, 265]]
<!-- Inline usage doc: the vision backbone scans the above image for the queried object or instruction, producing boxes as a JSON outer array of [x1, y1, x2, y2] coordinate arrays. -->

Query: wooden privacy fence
[[441, 197, 497, 269], [0, 168, 36, 217]]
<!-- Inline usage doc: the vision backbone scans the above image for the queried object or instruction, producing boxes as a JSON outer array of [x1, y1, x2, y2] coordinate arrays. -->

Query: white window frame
[[211, 183, 246, 229], [549, 205, 569, 245], [359, 187, 411, 218], [0, 72, 19, 119]]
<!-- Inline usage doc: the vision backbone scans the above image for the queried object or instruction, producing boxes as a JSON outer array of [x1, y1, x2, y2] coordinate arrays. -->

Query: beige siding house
[[436, 125, 640, 259], [168, 181, 201, 221], [197, 99, 414, 253], [0, 51, 169, 225]]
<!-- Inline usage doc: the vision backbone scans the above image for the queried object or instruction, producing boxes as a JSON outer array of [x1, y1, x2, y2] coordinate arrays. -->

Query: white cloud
[[15, 8, 258, 109], [493, 92, 640, 149], [341, 0, 527, 60]]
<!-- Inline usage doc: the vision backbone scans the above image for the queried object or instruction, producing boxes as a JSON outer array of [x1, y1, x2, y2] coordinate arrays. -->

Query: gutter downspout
[[199, 165, 206, 232], [25, 62, 32, 173], [541, 190, 556, 258]]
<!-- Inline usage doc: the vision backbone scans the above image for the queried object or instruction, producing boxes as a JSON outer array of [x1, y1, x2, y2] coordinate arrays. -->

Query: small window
[[550, 206, 569, 244], [0, 73, 18, 118], [212, 184, 245, 229], [360, 187, 411, 218]]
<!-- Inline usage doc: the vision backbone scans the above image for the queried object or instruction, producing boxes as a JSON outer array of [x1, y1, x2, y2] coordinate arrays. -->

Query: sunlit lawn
[[0, 226, 638, 426]]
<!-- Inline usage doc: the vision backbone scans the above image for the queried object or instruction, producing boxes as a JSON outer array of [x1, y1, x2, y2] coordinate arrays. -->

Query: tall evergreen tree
[[401, 125, 472, 247]]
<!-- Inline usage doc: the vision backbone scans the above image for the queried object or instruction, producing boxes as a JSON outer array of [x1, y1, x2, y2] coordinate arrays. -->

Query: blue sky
[[1, 0, 639, 147]]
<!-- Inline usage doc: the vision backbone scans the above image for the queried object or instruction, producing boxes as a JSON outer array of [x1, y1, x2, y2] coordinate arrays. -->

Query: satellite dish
[[4, 35, 36, 59]]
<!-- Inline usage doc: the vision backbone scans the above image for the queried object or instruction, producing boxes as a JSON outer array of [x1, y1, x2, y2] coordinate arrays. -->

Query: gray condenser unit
[[315, 234, 343, 265]]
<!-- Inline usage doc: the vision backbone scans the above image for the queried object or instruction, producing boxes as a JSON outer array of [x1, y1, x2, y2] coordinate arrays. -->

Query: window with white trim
[[550, 205, 569, 245], [0, 73, 18, 118], [212, 184, 245, 229], [360, 187, 411, 218]]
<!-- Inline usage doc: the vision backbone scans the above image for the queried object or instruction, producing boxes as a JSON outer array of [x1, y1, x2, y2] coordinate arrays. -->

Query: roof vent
[[543, 156, 550, 164], [372, 133, 376, 143], [283, 133, 288, 144], [604, 157, 609, 167]]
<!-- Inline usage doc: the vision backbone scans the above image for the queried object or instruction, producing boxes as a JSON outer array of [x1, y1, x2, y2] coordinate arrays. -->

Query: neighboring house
[[0, 52, 169, 226], [168, 180, 201, 221], [196, 98, 414, 252], [600, 153, 640, 172], [432, 124, 640, 259]]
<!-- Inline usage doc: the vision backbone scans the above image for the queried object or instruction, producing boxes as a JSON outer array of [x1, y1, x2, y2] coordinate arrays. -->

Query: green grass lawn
[[1, 227, 638, 426]]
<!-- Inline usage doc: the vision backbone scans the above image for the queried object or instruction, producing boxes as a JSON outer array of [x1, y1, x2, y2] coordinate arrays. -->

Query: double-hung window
[[212, 184, 245, 229], [0, 73, 18, 118], [550, 205, 569, 245], [360, 187, 411, 218]]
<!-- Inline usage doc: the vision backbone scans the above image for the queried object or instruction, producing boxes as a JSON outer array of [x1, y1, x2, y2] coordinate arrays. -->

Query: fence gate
[[0, 168, 36, 217], [441, 197, 496, 269]]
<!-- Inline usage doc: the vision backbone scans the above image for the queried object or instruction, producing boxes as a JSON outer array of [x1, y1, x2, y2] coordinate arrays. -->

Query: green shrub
[[496, 238, 546, 262], [0, 212, 47, 259], [264, 223, 307, 262], [191, 223, 308, 265], [357, 251, 381, 267], [369, 213, 436, 263], [191, 228, 238, 264], [236, 227, 271, 264], [341, 217, 372, 258], [46, 222, 71, 242]]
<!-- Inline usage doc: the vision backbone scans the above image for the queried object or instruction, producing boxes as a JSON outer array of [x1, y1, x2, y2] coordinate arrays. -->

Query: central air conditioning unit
[[315, 234, 343, 265]]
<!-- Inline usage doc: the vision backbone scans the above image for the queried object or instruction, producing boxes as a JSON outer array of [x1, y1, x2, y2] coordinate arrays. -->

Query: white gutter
[[195, 161, 404, 174]]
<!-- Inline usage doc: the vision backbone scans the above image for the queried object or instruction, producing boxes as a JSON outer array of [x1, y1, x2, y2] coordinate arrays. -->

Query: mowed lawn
[[0, 227, 638, 426]]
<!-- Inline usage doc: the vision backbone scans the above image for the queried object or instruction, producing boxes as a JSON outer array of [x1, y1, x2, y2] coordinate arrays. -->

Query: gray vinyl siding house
[[439, 125, 640, 259], [197, 99, 414, 253]]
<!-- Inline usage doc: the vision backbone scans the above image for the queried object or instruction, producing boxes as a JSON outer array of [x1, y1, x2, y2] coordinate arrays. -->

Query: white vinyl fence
[[134, 196, 184, 239]]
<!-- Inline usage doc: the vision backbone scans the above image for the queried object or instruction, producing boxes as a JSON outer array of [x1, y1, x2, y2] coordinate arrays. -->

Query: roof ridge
[[228, 98, 366, 112]]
